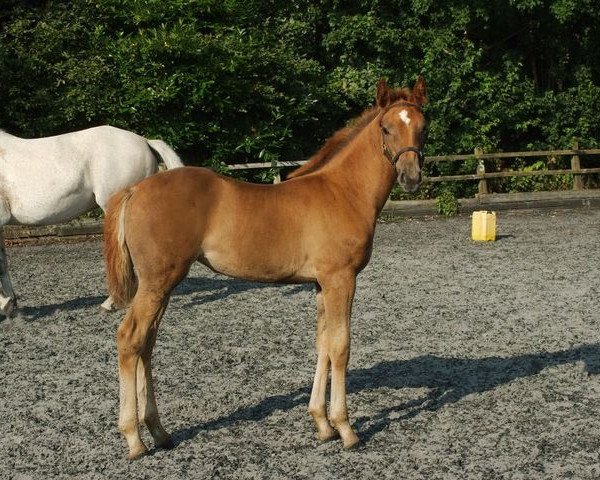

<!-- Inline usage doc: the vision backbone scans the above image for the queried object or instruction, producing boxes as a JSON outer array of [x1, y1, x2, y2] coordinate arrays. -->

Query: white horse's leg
[[0, 197, 16, 316], [96, 197, 120, 312], [0, 231, 17, 317], [101, 296, 116, 311]]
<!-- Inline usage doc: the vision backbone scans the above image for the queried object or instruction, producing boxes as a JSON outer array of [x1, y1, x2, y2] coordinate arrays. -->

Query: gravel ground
[[0, 208, 599, 479]]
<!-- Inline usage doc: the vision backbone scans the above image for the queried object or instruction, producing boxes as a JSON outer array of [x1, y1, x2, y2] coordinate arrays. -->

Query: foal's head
[[376, 77, 427, 192]]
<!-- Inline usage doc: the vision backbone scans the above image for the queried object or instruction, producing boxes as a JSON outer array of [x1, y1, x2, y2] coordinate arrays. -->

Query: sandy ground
[[0, 208, 599, 479]]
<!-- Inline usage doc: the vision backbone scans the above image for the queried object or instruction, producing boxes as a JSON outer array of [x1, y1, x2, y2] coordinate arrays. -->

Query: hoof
[[155, 435, 175, 450], [317, 426, 339, 443], [341, 432, 360, 449], [128, 443, 149, 460], [100, 298, 115, 312], [0, 297, 17, 318]]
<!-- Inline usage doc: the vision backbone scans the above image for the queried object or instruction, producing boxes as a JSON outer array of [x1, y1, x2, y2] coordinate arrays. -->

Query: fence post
[[475, 147, 488, 195], [571, 140, 583, 190]]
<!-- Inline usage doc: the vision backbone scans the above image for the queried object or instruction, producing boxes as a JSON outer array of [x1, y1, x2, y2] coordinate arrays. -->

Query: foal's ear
[[376, 79, 392, 108], [411, 76, 428, 106]]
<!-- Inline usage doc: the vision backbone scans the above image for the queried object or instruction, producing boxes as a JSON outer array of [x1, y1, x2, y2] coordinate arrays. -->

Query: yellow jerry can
[[471, 211, 496, 241]]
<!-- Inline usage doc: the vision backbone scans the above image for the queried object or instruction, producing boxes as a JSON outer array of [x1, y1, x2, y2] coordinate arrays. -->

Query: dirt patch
[[1, 209, 599, 479]]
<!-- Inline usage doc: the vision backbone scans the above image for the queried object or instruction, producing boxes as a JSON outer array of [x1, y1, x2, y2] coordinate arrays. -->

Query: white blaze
[[399, 109, 411, 125]]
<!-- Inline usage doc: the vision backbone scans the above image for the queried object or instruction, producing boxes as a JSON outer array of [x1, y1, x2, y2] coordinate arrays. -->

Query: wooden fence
[[228, 141, 600, 193], [5, 144, 599, 241]]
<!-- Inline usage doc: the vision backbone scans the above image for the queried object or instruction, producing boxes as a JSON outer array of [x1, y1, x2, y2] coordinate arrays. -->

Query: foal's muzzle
[[395, 149, 423, 192], [398, 170, 422, 192]]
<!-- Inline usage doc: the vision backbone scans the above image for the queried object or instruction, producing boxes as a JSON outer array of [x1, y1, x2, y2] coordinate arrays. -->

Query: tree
[[1, 0, 599, 193]]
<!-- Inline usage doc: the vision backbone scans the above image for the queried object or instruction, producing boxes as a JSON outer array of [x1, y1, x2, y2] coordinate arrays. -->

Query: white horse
[[0, 125, 184, 317]]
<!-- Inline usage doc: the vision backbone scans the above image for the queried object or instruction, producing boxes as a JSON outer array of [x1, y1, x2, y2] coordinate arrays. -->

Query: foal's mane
[[286, 87, 412, 179]]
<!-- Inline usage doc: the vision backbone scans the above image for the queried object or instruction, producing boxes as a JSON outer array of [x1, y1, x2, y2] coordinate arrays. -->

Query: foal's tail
[[104, 188, 137, 308], [147, 139, 184, 170]]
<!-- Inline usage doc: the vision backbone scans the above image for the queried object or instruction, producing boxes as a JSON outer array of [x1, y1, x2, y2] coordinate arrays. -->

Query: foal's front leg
[[312, 272, 360, 449], [308, 286, 337, 441]]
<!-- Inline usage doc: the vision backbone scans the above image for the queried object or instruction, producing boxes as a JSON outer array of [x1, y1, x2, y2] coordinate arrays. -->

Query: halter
[[382, 142, 425, 168], [380, 101, 425, 169]]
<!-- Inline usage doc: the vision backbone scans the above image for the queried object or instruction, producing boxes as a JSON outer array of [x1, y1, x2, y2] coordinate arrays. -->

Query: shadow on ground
[[170, 343, 600, 449], [174, 277, 313, 307], [18, 295, 107, 321], [11, 277, 313, 321]]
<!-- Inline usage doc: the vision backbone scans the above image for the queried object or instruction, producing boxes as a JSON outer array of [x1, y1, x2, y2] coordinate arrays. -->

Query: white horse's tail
[[147, 139, 184, 170]]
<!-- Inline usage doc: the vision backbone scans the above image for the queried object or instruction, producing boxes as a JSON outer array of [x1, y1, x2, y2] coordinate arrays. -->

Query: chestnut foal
[[104, 77, 427, 458]]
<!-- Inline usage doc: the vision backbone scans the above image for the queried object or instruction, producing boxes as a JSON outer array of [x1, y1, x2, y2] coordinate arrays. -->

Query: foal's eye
[[381, 126, 390, 135]]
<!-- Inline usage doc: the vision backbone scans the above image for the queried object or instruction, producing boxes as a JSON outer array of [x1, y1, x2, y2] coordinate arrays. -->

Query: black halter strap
[[382, 143, 425, 168]]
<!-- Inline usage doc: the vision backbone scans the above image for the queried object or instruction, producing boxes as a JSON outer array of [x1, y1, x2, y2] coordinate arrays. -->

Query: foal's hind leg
[[136, 307, 173, 449], [117, 289, 170, 459]]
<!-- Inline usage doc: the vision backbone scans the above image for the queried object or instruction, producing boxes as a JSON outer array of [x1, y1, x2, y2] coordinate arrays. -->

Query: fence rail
[[5, 146, 600, 242], [228, 142, 600, 192]]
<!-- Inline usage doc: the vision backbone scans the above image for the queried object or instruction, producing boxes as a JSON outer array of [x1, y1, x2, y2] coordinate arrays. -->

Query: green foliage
[[503, 159, 573, 192], [0, 0, 599, 197], [436, 190, 460, 216]]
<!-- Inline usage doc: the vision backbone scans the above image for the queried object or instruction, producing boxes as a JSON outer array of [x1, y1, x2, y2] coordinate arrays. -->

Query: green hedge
[[1, 0, 599, 196]]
